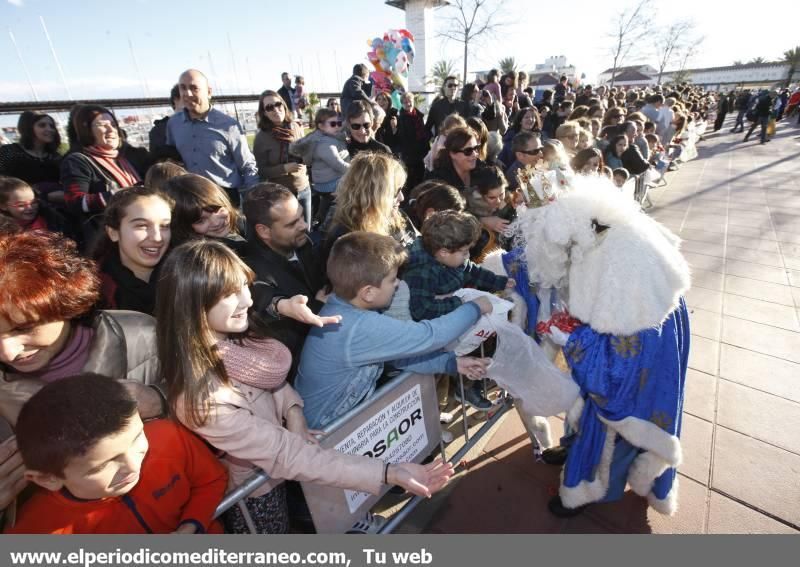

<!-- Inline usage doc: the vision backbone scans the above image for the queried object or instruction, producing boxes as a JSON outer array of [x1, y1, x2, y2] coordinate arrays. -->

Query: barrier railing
[[211, 369, 514, 534]]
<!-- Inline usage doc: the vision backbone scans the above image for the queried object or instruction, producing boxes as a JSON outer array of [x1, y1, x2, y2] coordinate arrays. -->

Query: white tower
[[385, 0, 449, 93]]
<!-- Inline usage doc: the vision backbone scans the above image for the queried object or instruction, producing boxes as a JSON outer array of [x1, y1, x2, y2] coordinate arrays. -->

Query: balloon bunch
[[367, 29, 415, 108]]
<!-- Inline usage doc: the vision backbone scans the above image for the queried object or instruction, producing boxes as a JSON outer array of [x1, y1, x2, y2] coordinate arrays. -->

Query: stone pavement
[[421, 117, 800, 534]]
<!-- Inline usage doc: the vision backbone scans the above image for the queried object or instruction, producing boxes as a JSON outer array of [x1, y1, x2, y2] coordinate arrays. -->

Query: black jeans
[[744, 116, 769, 143]]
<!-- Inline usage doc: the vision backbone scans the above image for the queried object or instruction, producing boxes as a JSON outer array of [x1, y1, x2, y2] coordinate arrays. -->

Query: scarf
[[32, 325, 94, 383], [271, 124, 298, 163], [217, 337, 292, 391], [101, 251, 157, 315], [83, 146, 141, 188], [22, 215, 48, 232]]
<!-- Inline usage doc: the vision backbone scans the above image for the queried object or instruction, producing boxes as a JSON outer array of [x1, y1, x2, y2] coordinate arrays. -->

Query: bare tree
[[438, 0, 509, 83], [653, 19, 695, 85], [668, 35, 704, 84], [606, 0, 655, 88]]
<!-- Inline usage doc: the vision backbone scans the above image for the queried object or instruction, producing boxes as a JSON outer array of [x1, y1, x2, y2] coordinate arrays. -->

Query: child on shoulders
[[294, 231, 493, 429], [7, 373, 227, 534]]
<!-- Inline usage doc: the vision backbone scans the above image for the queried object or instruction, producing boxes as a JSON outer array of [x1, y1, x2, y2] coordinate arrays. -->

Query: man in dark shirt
[[148, 84, 182, 162], [340, 64, 372, 117], [277, 72, 296, 116], [243, 183, 330, 367], [425, 76, 469, 137]]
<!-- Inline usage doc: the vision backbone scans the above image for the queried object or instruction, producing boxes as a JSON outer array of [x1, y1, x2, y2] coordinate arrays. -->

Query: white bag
[[447, 289, 580, 417]]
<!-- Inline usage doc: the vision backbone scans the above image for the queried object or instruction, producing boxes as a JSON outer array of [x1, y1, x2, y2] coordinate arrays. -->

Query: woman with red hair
[[0, 230, 166, 512]]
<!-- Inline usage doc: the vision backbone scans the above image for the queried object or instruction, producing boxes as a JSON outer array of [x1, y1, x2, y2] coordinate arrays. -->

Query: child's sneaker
[[440, 428, 454, 443], [454, 382, 493, 412], [439, 411, 455, 424]]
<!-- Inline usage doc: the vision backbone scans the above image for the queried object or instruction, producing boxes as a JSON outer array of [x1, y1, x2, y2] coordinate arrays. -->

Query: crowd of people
[[0, 61, 795, 534]]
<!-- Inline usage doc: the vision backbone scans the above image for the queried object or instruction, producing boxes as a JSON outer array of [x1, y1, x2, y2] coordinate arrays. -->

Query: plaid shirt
[[404, 238, 508, 321]]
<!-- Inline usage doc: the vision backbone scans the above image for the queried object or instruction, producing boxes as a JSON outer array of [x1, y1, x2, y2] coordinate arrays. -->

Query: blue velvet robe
[[561, 298, 690, 507]]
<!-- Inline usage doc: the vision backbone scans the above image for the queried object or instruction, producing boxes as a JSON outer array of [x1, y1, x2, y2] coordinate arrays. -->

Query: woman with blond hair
[[555, 120, 582, 157], [321, 152, 416, 267]]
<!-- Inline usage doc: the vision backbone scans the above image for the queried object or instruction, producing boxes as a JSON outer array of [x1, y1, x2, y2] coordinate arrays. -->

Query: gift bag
[[447, 289, 513, 355]]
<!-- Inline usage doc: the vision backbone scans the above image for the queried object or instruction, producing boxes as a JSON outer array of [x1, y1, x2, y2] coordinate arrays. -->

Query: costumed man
[[482, 163, 576, 454], [522, 179, 690, 517]]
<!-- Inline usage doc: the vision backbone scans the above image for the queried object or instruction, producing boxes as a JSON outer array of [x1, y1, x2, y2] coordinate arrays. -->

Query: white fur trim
[[598, 415, 682, 466], [560, 428, 616, 509], [628, 451, 671, 496], [566, 396, 585, 430], [647, 476, 679, 516]]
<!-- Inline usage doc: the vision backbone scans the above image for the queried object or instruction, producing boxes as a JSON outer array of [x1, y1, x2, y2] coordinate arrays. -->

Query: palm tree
[[428, 59, 457, 90], [748, 57, 767, 64], [783, 46, 800, 86], [498, 57, 518, 74], [732, 60, 743, 66]]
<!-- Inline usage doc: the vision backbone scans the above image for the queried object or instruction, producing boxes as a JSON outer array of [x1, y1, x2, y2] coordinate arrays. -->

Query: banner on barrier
[[335, 384, 429, 513], [301, 373, 441, 533]]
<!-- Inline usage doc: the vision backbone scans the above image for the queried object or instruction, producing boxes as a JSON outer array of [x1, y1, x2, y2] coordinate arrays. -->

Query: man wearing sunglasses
[[345, 102, 391, 159], [425, 75, 469, 139], [167, 69, 259, 206], [505, 131, 543, 192]]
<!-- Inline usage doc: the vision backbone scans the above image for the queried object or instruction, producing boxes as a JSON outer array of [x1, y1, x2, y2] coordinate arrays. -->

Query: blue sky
[[2, 0, 796, 103]]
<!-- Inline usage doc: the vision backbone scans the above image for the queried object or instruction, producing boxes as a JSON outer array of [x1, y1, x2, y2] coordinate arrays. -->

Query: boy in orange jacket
[[7, 373, 227, 534]]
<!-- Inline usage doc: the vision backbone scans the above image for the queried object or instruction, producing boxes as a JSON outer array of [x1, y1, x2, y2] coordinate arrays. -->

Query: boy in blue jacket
[[295, 232, 492, 429]]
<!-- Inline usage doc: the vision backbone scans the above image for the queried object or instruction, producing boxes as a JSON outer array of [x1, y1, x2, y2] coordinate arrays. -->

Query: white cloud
[[7, 0, 25, 7]]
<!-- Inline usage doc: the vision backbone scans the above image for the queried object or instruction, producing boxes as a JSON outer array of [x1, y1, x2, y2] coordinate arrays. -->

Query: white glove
[[548, 326, 571, 346]]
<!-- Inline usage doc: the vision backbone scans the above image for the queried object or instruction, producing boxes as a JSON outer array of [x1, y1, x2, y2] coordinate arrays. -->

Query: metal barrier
[[211, 368, 514, 534]]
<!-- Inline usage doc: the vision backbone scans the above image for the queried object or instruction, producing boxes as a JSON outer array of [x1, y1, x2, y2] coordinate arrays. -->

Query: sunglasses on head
[[455, 145, 481, 156], [518, 147, 543, 156], [264, 102, 283, 112], [349, 122, 372, 131], [326, 120, 343, 127]]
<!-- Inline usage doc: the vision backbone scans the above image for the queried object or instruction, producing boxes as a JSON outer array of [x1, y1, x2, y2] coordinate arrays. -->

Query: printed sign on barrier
[[335, 384, 429, 513], [300, 372, 441, 533]]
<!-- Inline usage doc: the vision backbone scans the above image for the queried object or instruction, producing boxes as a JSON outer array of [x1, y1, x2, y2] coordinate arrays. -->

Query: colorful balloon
[[364, 28, 415, 108]]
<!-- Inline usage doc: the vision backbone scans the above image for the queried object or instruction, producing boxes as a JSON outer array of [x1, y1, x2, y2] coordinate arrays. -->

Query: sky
[[1, 0, 797, 104]]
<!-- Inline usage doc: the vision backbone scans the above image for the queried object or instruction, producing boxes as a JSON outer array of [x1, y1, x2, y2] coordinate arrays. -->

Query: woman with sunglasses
[[427, 126, 484, 193], [164, 173, 246, 256], [253, 91, 312, 226], [498, 106, 543, 167], [345, 102, 391, 159], [326, 98, 341, 115], [290, 108, 350, 227]]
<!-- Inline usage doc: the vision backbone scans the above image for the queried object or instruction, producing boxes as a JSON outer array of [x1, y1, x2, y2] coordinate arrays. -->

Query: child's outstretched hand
[[456, 356, 490, 379], [470, 296, 494, 315], [387, 457, 455, 498], [279, 295, 342, 327]]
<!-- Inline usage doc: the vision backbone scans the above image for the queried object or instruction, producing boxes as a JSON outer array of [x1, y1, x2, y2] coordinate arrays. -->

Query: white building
[[661, 62, 795, 90], [598, 62, 795, 89], [597, 64, 658, 86], [532, 56, 580, 84]]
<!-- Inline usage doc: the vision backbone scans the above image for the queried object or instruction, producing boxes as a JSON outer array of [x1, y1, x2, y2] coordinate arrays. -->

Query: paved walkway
[[423, 117, 800, 534]]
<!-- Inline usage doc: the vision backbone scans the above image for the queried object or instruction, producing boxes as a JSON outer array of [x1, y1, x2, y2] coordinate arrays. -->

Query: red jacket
[[7, 420, 227, 534]]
